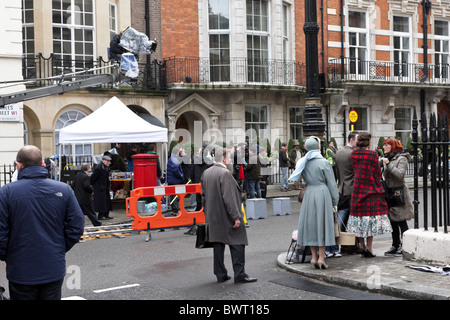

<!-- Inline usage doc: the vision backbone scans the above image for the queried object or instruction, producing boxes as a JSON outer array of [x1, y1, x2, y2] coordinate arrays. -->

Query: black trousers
[[213, 243, 247, 283], [391, 220, 409, 248], [79, 202, 102, 226], [9, 278, 64, 300]]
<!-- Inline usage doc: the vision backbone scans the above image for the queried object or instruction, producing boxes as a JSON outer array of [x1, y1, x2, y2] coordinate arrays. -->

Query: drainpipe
[[145, 0, 151, 87], [320, 0, 325, 74], [340, 0, 344, 79], [340, 0, 346, 140]]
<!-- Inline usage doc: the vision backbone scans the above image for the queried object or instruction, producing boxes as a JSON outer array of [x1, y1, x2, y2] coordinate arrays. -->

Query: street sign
[[349, 110, 358, 123]]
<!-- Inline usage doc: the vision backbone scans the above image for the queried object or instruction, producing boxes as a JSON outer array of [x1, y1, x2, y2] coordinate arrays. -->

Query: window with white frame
[[393, 16, 411, 78], [52, 0, 95, 73], [394, 107, 412, 145], [208, 0, 230, 82], [347, 11, 368, 75], [289, 107, 304, 140], [22, 0, 35, 79], [246, 0, 269, 83], [434, 20, 449, 80], [282, 4, 289, 62], [55, 110, 93, 165], [109, 2, 118, 41], [348, 107, 368, 132], [245, 105, 269, 143]]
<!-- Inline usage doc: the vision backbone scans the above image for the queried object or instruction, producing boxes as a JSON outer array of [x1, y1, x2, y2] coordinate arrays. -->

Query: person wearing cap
[[288, 140, 302, 169], [91, 154, 113, 220], [288, 136, 339, 269]]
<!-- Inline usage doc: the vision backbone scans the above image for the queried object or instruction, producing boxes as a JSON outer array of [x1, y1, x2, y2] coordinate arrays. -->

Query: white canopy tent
[[59, 96, 168, 143], [58, 96, 168, 179]]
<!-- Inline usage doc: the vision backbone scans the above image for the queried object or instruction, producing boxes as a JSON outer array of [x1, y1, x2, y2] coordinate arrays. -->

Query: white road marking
[[93, 283, 140, 293]]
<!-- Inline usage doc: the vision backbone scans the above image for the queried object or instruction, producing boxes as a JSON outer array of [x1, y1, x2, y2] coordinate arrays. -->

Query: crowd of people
[[0, 134, 414, 299], [288, 132, 414, 269]]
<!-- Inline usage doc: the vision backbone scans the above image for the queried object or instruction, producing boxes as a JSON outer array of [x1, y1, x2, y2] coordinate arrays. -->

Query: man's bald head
[[16, 145, 43, 168]]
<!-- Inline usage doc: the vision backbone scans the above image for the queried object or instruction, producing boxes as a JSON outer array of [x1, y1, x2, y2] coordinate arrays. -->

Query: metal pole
[[412, 109, 419, 229], [302, 0, 325, 137], [421, 0, 431, 81]]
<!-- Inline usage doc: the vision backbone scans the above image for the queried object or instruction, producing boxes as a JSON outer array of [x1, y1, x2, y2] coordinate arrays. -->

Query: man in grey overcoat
[[201, 149, 257, 284]]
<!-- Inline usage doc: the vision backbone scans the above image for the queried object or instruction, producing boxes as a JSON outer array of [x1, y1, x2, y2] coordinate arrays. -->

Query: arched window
[[55, 109, 93, 166]]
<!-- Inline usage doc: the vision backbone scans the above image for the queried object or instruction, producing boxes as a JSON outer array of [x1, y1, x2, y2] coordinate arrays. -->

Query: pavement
[[89, 182, 450, 300]]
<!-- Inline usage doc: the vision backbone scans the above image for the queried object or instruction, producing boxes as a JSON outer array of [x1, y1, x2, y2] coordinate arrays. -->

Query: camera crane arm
[[0, 64, 120, 108]]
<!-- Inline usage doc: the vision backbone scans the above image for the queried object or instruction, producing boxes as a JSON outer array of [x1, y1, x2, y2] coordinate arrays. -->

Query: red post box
[[132, 153, 158, 189]]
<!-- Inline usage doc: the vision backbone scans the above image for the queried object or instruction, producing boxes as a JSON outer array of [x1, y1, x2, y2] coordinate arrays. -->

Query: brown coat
[[201, 163, 248, 245], [381, 152, 414, 222]]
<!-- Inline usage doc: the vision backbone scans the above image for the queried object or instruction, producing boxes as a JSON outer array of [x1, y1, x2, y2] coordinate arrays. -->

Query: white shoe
[[334, 252, 342, 258], [324, 251, 334, 258]]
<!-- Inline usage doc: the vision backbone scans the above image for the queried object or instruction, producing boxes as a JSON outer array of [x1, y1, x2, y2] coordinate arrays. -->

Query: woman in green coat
[[289, 136, 339, 269]]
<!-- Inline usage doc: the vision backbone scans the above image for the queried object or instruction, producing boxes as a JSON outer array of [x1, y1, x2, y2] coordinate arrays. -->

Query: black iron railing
[[165, 56, 307, 87], [0, 164, 16, 188], [329, 58, 450, 86], [412, 110, 449, 233], [22, 53, 167, 91]]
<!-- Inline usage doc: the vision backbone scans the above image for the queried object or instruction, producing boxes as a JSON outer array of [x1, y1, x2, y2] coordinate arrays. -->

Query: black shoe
[[363, 249, 376, 258], [218, 276, 231, 283], [235, 277, 257, 284], [384, 246, 398, 256], [98, 217, 107, 220], [105, 216, 113, 219], [93, 222, 102, 227]]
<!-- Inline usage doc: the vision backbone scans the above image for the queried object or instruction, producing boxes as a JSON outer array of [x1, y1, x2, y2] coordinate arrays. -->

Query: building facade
[[326, 0, 450, 147], [1, 0, 167, 167], [2, 0, 450, 167], [0, 1, 25, 164], [157, 0, 450, 149]]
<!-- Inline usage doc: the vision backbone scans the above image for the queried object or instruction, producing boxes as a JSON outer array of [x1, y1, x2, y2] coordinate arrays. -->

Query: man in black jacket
[[109, 31, 129, 62], [74, 163, 102, 227], [91, 155, 113, 220]]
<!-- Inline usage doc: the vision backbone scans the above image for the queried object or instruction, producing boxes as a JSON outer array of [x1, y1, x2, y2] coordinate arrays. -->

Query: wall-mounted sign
[[0, 103, 21, 122], [348, 110, 358, 123]]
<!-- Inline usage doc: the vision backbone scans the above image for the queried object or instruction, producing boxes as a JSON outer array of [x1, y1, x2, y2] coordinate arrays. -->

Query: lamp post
[[420, 0, 431, 116], [421, 0, 431, 81], [302, 0, 326, 137]]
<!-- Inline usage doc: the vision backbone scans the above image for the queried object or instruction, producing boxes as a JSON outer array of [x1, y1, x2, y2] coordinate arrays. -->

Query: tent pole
[[58, 144, 61, 181]]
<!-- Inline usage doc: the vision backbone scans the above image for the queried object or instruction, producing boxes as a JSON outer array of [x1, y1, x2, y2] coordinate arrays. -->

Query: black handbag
[[385, 185, 406, 208], [195, 224, 213, 249]]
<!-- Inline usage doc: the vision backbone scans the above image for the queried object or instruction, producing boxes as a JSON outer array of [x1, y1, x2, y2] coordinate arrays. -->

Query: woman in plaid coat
[[348, 132, 392, 257]]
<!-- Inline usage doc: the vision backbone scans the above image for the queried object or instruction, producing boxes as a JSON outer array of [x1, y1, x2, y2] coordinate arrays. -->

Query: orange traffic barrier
[[126, 183, 205, 231]]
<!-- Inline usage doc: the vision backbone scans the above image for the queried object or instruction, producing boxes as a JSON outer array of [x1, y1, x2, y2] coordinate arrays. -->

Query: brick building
[[150, 0, 450, 148]]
